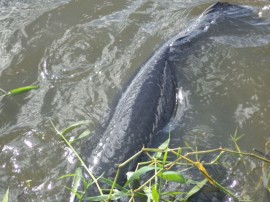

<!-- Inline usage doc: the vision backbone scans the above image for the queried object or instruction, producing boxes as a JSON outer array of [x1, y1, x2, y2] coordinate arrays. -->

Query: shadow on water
[[0, 0, 270, 201]]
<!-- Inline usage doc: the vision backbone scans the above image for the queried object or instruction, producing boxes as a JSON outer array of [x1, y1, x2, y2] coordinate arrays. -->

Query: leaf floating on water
[[8, 85, 39, 95]]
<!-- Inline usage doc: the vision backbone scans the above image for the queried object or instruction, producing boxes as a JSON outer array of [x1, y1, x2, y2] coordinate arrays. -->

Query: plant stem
[[50, 120, 103, 196], [0, 88, 7, 94], [134, 169, 163, 192], [220, 148, 270, 163]]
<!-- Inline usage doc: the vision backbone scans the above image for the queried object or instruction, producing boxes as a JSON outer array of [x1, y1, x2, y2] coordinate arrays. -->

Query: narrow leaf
[[99, 177, 127, 192], [77, 129, 91, 140], [162, 147, 168, 165], [63, 186, 82, 200], [161, 191, 185, 196], [70, 168, 82, 202], [61, 120, 91, 136], [155, 138, 170, 158], [84, 195, 109, 201], [152, 186, 159, 202], [70, 129, 91, 144], [185, 179, 207, 200], [125, 166, 159, 187], [159, 138, 170, 150], [158, 171, 186, 183], [8, 86, 39, 95], [2, 188, 9, 202]]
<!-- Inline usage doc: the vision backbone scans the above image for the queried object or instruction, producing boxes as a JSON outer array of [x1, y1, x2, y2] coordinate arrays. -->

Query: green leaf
[[152, 186, 159, 202], [70, 168, 82, 202], [185, 179, 207, 200], [161, 191, 185, 196], [8, 85, 39, 95], [158, 171, 186, 183], [155, 138, 170, 158], [99, 177, 127, 192], [70, 129, 91, 144], [58, 168, 84, 201], [77, 129, 91, 139], [162, 147, 168, 165], [61, 120, 91, 136], [2, 188, 9, 202], [177, 147, 182, 157], [63, 186, 82, 200], [159, 138, 170, 150], [125, 166, 160, 187]]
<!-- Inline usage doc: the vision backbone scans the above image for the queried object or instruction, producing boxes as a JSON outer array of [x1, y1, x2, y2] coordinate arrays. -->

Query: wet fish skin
[[86, 2, 253, 186]]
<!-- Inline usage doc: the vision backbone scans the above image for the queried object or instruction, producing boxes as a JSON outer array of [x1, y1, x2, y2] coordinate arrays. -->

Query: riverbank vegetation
[[54, 122, 270, 202]]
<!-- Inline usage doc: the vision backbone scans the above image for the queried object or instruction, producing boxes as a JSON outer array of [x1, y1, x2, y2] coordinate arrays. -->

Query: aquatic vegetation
[[56, 122, 270, 201], [0, 85, 39, 98]]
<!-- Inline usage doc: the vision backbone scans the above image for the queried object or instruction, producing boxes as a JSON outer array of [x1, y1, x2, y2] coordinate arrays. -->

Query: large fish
[[86, 2, 252, 188]]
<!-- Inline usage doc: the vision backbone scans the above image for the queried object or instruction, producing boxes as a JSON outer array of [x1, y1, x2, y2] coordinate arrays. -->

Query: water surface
[[0, 0, 270, 201]]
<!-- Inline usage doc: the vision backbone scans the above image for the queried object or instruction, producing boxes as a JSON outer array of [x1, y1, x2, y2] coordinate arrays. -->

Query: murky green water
[[0, 0, 270, 201]]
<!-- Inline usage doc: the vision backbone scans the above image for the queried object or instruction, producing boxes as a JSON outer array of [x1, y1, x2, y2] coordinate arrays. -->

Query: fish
[[86, 1, 253, 191]]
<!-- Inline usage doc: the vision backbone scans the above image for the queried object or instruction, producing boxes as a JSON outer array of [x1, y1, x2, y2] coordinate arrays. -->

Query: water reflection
[[0, 0, 270, 201]]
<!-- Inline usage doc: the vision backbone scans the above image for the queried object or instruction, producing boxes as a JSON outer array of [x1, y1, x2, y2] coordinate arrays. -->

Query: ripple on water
[[1, 1, 270, 201]]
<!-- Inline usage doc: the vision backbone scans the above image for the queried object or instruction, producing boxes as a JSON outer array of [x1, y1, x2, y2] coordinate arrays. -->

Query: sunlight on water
[[0, 0, 270, 201]]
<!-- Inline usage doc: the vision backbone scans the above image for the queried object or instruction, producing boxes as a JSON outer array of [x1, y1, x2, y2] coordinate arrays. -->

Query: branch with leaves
[[55, 123, 270, 202]]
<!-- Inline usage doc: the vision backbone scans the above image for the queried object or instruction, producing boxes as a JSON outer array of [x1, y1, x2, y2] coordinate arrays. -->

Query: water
[[0, 0, 270, 201]]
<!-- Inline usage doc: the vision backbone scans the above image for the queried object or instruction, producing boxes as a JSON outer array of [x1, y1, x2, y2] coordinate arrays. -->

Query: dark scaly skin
[[88, 44, 175, 184], [86, 2, 253, 187]]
